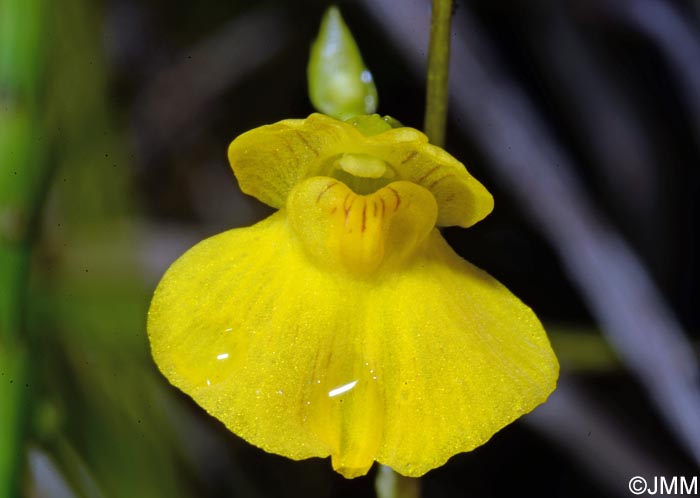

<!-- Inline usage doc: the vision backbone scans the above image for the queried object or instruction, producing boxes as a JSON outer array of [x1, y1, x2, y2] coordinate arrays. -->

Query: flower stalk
[[376, 464, 421, 498], [423, 0, 454, 148]]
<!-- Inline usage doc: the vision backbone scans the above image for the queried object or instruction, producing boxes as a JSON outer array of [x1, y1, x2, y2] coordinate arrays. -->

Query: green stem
[[423, 0, 454, 148], [0, 248, 30, 498], [0, 0, 49, 495], [375, 465, 420, 498]]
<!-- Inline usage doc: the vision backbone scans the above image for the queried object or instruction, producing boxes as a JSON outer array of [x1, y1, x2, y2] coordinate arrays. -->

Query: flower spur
[[147, 113, 559, 478]]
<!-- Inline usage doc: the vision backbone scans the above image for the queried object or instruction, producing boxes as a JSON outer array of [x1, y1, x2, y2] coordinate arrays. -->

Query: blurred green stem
[[0, 0, 49, 495], [423, 0, 453, 147], [375, 465, 420, 498], [0, 250, 30, 498]]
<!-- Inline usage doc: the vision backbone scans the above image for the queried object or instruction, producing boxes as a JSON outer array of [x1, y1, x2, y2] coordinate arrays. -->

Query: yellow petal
[[360, 127, 493, 228], [148, 208, 558, 478], [227, 116, 349, 209], [228, 114, 493, 227], [372, 231, 558, 476]]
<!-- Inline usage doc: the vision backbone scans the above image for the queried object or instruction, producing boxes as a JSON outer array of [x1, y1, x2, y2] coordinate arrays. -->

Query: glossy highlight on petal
[[228, 113, 494, 227]]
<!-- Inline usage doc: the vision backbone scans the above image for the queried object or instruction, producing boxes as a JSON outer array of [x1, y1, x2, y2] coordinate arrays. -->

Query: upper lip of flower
[[227, 112, 494, 228]]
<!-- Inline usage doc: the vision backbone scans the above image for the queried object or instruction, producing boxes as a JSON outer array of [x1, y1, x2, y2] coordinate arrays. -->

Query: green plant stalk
[[375, 465, 420, 498], [0, 0, 49, 495], [0, 247, 30, 498], [423, 0, 454, 148]]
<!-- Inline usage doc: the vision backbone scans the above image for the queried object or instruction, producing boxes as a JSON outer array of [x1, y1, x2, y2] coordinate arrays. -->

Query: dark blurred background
[[1, 0, 699, 497]]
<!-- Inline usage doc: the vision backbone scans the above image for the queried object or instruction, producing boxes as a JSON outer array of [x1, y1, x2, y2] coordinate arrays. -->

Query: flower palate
[[147, 113, 559, 479]]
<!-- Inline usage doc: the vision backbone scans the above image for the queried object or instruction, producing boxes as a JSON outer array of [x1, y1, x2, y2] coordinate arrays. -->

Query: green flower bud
[[308, 6, 378, 120]]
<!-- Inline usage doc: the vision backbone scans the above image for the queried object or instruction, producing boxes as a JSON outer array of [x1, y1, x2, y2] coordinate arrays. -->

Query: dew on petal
[[216, 353, 229, 360]]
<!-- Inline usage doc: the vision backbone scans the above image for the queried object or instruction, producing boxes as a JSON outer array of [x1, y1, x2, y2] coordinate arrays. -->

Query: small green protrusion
[[344, 114, 403, 136], [308, 6, 378, 120]]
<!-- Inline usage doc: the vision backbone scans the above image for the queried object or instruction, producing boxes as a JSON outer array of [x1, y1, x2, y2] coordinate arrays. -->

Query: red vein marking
[[417, 165, 439, 183], [316, 181, 338, 203], [387, 186, 401, 211], [322, 350, 332, 372], [282, 141, 296, 157], [343, 194, 355, 224], [380, 197, 386, 218], [329, 206, 337, 214], [428, 174, 454, 189], [361, 202, 367, 233], [373, 199, 378, 217], [294, 130, 319, 156], [401, 151, 418, 164]]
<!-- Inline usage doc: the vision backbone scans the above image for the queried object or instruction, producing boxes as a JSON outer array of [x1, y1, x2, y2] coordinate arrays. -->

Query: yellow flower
[[147, 113, 558, 479]]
